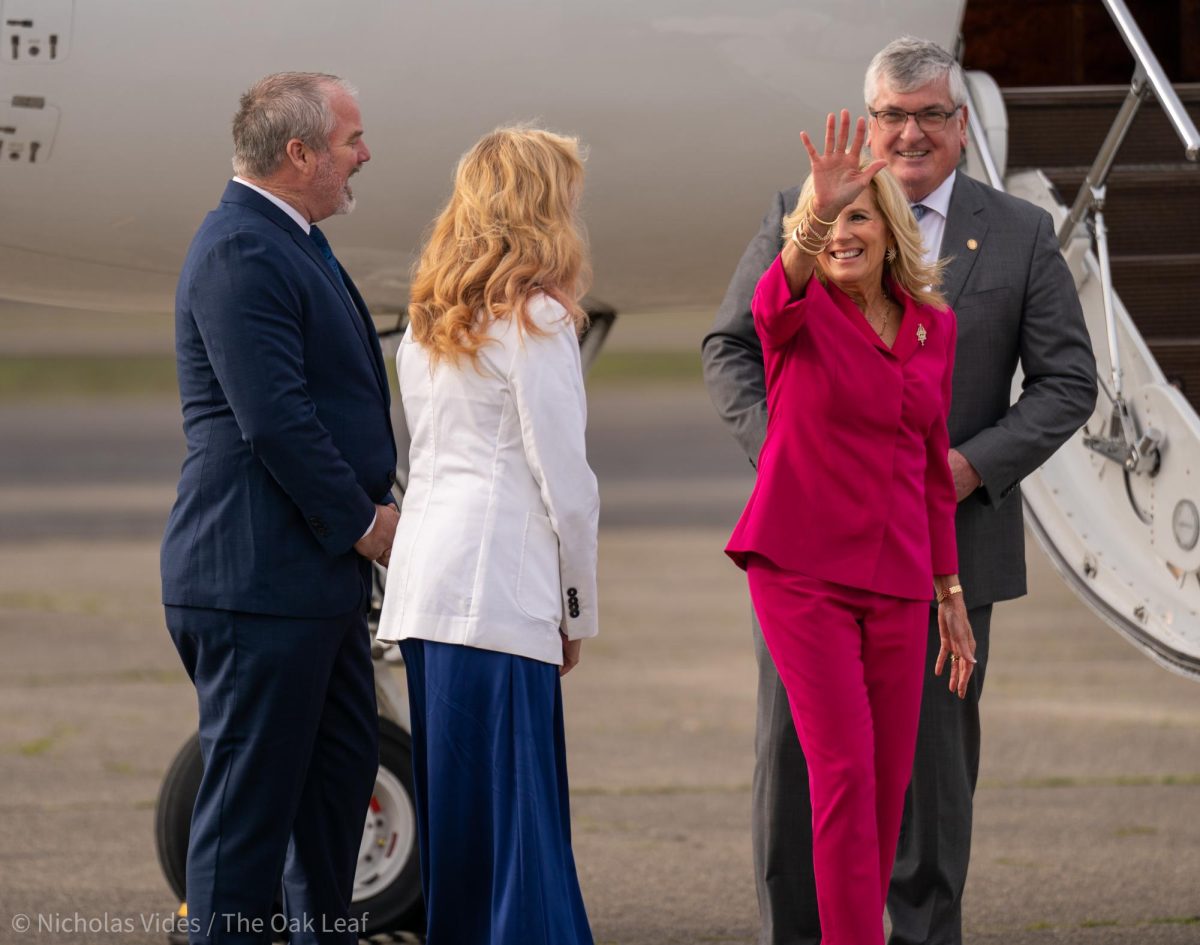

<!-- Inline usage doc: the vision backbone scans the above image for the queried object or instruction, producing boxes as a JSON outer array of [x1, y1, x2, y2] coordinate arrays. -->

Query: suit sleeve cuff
[[358, 509, 377, 543]]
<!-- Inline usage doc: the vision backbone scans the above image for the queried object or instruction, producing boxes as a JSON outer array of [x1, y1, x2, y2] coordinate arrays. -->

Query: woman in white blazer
[[376, 127, 599, 945]]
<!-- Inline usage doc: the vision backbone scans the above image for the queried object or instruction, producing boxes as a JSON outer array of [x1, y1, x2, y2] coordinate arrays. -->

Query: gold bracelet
[[790, 224, 832, 256], [936, 584, 963, 604], [806, 214, 835, 238], [808, 206, 838, 227], [790, 232, 828, 256], [802, 210, 835, 237], [790, 224, 830, 246]]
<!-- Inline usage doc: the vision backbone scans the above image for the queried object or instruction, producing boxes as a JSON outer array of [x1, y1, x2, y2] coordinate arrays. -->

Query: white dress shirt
[[231, 176, 311, 233], [376, 294, 600, 665], [912, 170, 956, 264]]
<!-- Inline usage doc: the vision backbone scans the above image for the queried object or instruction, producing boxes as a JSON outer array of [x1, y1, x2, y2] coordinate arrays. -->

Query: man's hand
[[948, 448, 982, 502], [354, 503, 399, 565]]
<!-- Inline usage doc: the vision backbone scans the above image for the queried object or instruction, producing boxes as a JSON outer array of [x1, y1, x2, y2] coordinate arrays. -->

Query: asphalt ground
[[1, 313, 1198, 944]]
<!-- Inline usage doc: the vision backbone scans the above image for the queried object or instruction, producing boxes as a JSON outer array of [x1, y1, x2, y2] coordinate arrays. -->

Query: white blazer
[[376, 294, 600, 665]]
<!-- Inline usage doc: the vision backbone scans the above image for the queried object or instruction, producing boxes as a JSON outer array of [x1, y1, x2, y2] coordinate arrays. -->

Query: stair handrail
[[963, 6, 1200, 682], [965, 88, 1005, 192], [1059, 0, 1200, 250], [1104, 0, 1200, 162], [1044, 0, 1196, 476]]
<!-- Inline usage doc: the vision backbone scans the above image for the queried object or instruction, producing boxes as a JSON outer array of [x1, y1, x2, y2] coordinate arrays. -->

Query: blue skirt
[[399, 638, 594, 945]]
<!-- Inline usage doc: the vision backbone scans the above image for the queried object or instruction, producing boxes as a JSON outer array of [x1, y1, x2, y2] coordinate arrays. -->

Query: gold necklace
[[864, 298, 893, 337]]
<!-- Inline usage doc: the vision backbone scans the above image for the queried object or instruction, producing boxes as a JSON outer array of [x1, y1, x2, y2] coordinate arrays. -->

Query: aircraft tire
[[354, 718, 425, 934], [154, 719, 424, 936], [154, 730, 202, 902]]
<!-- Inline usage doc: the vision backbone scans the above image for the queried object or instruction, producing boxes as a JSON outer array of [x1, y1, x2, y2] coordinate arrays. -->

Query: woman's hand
[[780, 109, 888, 296], [800, 109, 888, 221], [935, 595, 976, 699], [560, 633, 581, 677]]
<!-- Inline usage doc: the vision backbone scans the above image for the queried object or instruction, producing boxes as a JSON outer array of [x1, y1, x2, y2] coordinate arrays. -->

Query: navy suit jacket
[[162, 181, 397, 618]]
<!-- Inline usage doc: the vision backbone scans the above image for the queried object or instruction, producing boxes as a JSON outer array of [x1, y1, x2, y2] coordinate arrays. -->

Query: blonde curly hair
[[408, 126, 591, 365]]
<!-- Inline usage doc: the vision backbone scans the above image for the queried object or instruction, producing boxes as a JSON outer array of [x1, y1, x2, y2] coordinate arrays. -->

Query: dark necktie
[[309, 223, 376, 356], [309, 225, 341, 277], [911, 203, 930, 222]]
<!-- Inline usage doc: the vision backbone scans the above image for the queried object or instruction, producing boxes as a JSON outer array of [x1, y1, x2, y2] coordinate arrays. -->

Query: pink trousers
[[747, 558, 928, 945]]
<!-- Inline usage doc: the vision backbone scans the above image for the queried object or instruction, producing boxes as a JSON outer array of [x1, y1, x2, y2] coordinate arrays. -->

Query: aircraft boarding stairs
[[1006, 85, 1200, 405], [963, 0, 1200, 680]]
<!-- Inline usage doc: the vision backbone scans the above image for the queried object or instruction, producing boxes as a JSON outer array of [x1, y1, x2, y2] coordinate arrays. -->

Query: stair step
[[1146, 341, 1200, 407], [1004, 84, 1200, 169], [1040, 166, 1200, 254], [1001, 85, 1200, 415], [1110, 255, 1200, 336]]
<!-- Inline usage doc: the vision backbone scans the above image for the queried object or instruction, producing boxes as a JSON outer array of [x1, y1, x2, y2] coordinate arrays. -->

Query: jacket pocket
[[516, 511, 562, 624]]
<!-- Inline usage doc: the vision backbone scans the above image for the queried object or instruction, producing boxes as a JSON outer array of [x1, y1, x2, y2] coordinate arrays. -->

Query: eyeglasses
[[869, 107, 961, 132]]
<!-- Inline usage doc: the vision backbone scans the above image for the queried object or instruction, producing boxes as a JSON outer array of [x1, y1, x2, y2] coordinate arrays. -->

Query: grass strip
[[0, 349, 705, 401], [587, 350, 703, 384], [0, 355, 179, 400]]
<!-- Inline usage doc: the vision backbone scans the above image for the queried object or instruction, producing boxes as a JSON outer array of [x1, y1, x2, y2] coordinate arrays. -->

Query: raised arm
[[779, 111, 886, 296], [702, 110, 886, 464]]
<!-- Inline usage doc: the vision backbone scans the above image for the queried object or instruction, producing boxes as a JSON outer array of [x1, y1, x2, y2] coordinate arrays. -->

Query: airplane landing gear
[[154, 718, 423, 938]]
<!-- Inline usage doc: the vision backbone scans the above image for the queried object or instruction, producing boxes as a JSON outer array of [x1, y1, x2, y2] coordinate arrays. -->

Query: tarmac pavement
[[1, 325, 1198, 943]]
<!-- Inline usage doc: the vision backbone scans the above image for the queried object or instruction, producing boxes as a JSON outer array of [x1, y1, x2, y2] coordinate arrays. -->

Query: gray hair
[[863, 36, 967, 109], [231, 72, 358, 179]]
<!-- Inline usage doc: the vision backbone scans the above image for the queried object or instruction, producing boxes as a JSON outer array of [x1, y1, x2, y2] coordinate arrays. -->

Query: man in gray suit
[[702, 37, 1097, 945]]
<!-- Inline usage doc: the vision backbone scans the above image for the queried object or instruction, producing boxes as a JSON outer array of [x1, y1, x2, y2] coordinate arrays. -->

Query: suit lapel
[[938, 174, 988, 308], [289, 229, 383, 378], [825, 280, 895, 356], [827, 278, 924, 362], [221, 181, 391, 401], [889, 290, 921, 363], [341, 269, 392, 403]]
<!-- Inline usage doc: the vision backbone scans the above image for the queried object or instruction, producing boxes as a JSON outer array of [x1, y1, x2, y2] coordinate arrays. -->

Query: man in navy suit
[[162, 72, 398, 944]]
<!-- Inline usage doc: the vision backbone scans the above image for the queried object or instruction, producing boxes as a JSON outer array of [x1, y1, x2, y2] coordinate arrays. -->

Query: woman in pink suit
[[725, 110, 977, 945]]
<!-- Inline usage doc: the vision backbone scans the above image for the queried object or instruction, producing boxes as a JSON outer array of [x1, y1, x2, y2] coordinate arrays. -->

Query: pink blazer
[[725, 256, 958, 600]]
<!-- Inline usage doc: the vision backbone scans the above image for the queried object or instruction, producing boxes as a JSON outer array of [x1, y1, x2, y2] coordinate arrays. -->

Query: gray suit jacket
[[702, 172, 1097, 608]]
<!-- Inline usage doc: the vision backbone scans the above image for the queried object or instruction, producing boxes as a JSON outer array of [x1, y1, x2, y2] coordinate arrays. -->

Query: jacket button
[[567, 587, 578, 598]]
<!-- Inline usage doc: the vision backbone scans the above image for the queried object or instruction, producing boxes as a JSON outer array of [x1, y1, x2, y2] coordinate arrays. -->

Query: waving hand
[[777, 110, 888, 296], [800, 109, 888, 221]]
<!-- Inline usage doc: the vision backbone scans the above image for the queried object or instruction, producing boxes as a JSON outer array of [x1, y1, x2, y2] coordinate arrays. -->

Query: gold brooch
[[916, 323, 927, 346]]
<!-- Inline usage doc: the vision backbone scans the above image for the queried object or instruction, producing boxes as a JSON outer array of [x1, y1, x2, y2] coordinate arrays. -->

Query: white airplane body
[[7, 0, 1200, 929], [3, 1, 1199, 684], [0, 0, 961, 314]]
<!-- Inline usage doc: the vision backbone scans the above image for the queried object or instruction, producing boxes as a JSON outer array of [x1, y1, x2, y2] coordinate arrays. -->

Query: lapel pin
[[916, 323, 927, 346], [967, 238, 978, 251]]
